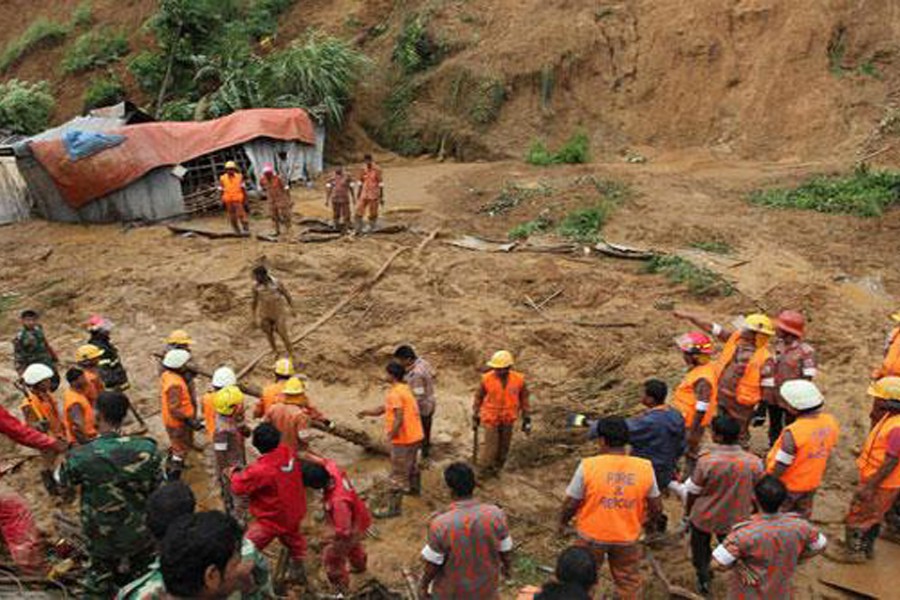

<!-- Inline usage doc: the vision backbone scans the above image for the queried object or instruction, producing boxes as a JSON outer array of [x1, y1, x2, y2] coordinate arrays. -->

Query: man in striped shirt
[[713, 476, 827, 599], [420, 462, 513, 599]]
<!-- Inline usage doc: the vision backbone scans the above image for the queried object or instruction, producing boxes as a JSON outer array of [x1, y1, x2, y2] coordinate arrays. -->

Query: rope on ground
[[236, 245, 411, 379]]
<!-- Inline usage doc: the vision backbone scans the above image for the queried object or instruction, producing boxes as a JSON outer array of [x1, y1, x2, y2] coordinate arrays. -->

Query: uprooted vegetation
[[643, 255, 734, 297], [526, 132, 591, 166], [749, 166, 900, 216]]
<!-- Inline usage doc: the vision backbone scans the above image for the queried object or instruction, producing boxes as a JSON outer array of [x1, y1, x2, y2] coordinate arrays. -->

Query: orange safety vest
[[480, 370, 525, 425], [20, 390, 63, 438], [219, 173, 245, 203], [717, 332, 771, 408], [672, 362, 719, 427], [63, 389, 97, 444], [385, 383, 424, 445], [881, 328, 900, 377], [202, 392, 217, 442], [160, 371, 194, 429], [767, 412, 839, 492], [255, 381, 285, 419], [575, 454, 655, 544], [83, 368, 105, 404], [857, 413, 900, 489]]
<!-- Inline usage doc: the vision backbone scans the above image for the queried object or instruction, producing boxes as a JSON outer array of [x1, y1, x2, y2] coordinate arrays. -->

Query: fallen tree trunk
[[168, 225, 247, 239], [150, 354, 390, 455], [236, 246, 410, 378]]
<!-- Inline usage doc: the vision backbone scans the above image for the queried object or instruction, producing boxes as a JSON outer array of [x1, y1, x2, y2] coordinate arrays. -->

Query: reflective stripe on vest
[[672, 362, 719, 427], [160, 371, 194, 429], [575, 454, 654, 544], [766, 412, 839, 492], [63, 389, 97, 443], [857, 413, 900, 489], [883, 328, 900, 377], [480, 370, 524, 425], [736, 346, 771, 407], [220, 173, 244, 203]]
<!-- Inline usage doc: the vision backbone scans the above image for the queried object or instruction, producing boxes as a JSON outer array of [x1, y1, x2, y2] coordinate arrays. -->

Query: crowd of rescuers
[[215, 155, 385, 236], [7, 303, 900, 598]]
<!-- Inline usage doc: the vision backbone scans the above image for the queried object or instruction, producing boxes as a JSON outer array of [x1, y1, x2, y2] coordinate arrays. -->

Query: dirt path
[[0, 156, 895, 597]]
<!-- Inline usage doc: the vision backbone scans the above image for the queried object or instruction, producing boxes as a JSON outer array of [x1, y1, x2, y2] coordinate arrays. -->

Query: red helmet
[[775, 310, 805, 338], [675, 331, 714, 355]]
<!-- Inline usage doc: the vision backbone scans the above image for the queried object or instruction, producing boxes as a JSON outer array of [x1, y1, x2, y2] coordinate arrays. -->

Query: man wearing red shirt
[[302, 459, 372, 593], [230, 423, 307, 583], [0, 404, 66, 573]]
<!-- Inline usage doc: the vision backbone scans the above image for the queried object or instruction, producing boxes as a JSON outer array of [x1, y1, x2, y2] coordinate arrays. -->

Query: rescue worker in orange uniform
[[75, 344, 105, 405], [473, 350, 531, 477], [870, 311, 900, 427], [260, 163, 292, 237], [218, 161, 249, 235], [325, 165, 356, 232], [354, 154, 383, 234], [766, 380, 839, 519], [255, 358, 294, 419], [835, 377, 900, 562], [675, 311, 776, 445], [265, 377, 328, 452], [672, 331, 719, 475], [559, 417, 662, 600], [20, 362, 65, 495], [160, 349, 203, 480], [770, 310, 817, 446], [62, 368, 97, 445], [357, 362, 424, 518]]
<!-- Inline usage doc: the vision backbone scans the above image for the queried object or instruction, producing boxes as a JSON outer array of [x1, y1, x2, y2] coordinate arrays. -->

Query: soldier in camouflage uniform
[[13, 309, 58, 377], [56, 391, 163, 598]]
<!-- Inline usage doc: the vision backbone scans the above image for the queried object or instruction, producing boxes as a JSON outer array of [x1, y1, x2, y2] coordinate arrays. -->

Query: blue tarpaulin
[[62, 130, 126, 161]]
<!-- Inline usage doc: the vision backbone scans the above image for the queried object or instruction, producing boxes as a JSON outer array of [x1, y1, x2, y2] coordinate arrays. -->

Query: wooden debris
[[592, 240, 655, 260], [413, 229, 440, 258], [522, 296, 638, 329], [401, 568, 420, 600], [444, 236, 517, 253], [236, 246, 410, 378], [298, 232, 343, 243], [646, 550, 705, 600], [536, 288, 563, 309], [167, 225, 247, 239]]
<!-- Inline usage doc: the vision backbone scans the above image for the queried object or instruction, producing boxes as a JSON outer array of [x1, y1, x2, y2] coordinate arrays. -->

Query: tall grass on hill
[[0, 19, 69, 74]]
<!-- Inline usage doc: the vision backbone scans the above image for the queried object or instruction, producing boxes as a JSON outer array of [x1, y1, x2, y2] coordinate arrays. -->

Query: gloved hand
[[472, 415, 480, 430], [522, 415, 532, 434], [186, 418, 204, 432]]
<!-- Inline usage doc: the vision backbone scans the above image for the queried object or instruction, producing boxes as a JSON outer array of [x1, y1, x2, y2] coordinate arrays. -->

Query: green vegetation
[[509, 214, 552, 240], [128, 51, 166, 93], [62, 29, 129, 74], [644, 255, 734, 297], [690, 240, 733, 254], [244, 0, 297, 39], [526, 132, 590, 165], [72, 2, 93, 28], [83, 75, 125, 111], [827, 28, 846, 76], [557, 205, 611, 243], [510, 552, 547, 588], [749, 167, 900, 217], [0, 18, 69, 74], [858, 61, 882, 79], [374, 79, 424, 156], [0, 293, 20, 317], [393, 16, 442, 74], [0, 79, 55, 134], [158, 99, 196, 121], [468, 77, 506, 126]]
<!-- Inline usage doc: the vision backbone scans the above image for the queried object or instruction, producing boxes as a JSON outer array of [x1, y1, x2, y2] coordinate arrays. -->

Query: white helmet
[[212, 366, 237, 389], [22, 363, 54, 386], [162, 349, 191, 370], [780, 380, 824, 411]]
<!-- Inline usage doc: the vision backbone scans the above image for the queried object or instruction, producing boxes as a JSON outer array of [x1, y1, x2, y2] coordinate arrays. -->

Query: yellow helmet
[[282, 377, 306, 396], [891, 311, 900, 323], [274, 358, 295, 377], [868, 376, 900, 400], [166, 329, 193, 346], [213, 386, 244, 416], [743, 313, 775, 336], [487, 350, 514, 369], [224, 161, 238, 170], [75, 344, 104, 362]]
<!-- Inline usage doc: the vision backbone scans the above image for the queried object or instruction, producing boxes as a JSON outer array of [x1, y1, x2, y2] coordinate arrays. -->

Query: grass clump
[[83, 75, 125, 111], [62, 29, 129, 74], [0, 79, 55, 134], [508, 213, 552, 240], [749, 166, 900, 217], [0, 19, 69, 74], [392, 16, 442, 74], [72, 2, 93, 28], [557, 204, 611, 243], [526, 132, 590, 165], [644, 255, 734, 297]]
